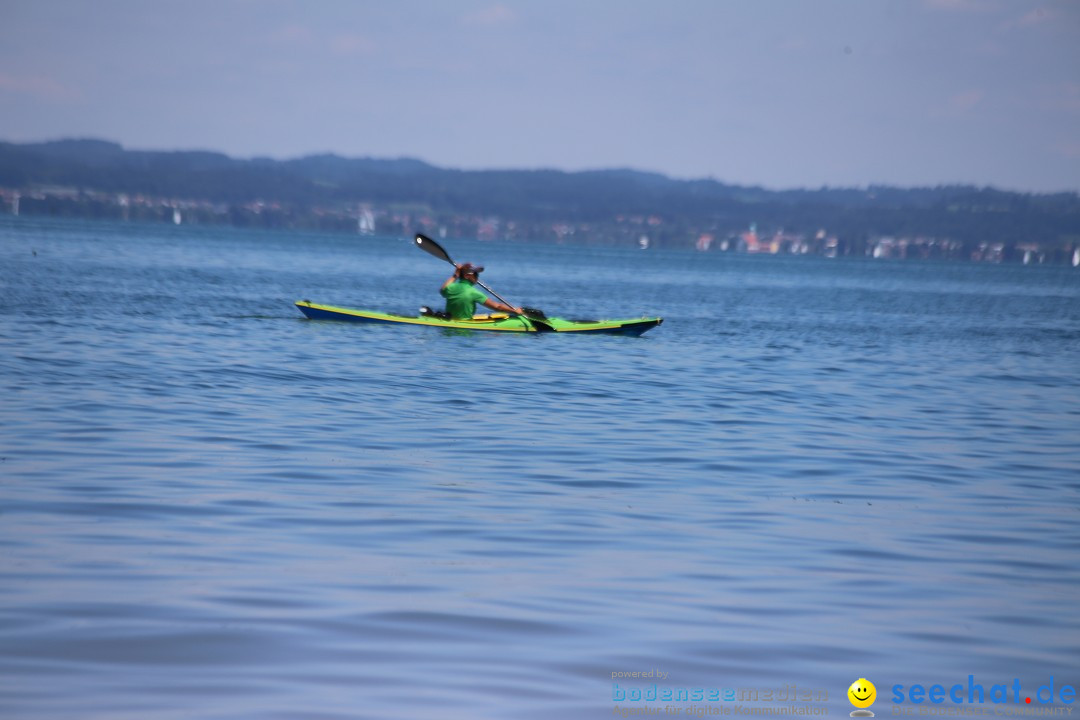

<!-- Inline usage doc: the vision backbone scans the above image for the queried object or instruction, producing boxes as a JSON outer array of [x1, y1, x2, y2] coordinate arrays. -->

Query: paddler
[[440, 263, 523, 319]]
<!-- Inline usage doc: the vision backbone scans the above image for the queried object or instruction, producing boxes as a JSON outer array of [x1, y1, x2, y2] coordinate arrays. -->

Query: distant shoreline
[[2, 139, 1078, 265]]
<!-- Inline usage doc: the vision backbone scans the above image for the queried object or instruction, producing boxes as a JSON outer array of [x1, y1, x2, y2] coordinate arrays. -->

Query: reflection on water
[[1, 217, 1078, 719]]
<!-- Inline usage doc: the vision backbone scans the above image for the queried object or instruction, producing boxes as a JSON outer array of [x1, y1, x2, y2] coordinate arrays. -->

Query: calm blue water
[[1, 216, 1078, 719]]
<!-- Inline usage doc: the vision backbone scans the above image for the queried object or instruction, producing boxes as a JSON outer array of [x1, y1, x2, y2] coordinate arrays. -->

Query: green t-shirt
[[440, 280, 488, 319]]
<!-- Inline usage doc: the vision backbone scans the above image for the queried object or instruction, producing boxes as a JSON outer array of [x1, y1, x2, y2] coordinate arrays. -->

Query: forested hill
[[2, 138, 1079, 256]]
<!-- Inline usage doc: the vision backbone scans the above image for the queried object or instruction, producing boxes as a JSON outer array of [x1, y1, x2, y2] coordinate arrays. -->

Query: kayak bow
[[295, 301, 662, 336]]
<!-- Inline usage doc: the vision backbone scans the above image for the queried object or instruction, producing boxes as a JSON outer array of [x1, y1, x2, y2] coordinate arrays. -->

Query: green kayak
[[295, 301, 662, 336]]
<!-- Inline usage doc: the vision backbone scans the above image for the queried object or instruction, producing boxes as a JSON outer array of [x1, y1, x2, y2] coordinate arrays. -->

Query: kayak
[[295, 300, 662, 336]]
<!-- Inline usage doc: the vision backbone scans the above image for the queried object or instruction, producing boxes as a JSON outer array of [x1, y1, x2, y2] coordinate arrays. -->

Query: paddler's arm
[[482, 298, 524, 315], [440, 264, 464, 291]]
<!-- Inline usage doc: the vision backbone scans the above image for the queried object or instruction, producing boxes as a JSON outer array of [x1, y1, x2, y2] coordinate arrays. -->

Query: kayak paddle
[[413, 233, 553, 331]]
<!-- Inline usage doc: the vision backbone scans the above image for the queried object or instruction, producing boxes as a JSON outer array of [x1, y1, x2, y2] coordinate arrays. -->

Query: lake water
[[1, 216, 1078, 719]]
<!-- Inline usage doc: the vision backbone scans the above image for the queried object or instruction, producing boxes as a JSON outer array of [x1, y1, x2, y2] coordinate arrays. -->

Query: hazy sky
[[2, 0, 1079, 192]]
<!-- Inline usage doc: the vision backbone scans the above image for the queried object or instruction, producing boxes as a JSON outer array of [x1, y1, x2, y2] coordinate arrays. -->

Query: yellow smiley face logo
[[848, 679, 876, 708]]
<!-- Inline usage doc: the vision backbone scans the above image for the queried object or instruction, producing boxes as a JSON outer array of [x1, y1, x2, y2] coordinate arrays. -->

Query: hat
[[459, 263, 484, 275]]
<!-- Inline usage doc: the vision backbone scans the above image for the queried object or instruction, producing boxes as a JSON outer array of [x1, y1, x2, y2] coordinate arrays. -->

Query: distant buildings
[[0, 184, 1076, 265]]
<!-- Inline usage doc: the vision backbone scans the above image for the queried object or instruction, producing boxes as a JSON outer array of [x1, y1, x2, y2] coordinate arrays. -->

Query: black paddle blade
[[530, 320, 554, 332], [522, 306, 547, 320], [414, 233, 454, 265]]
